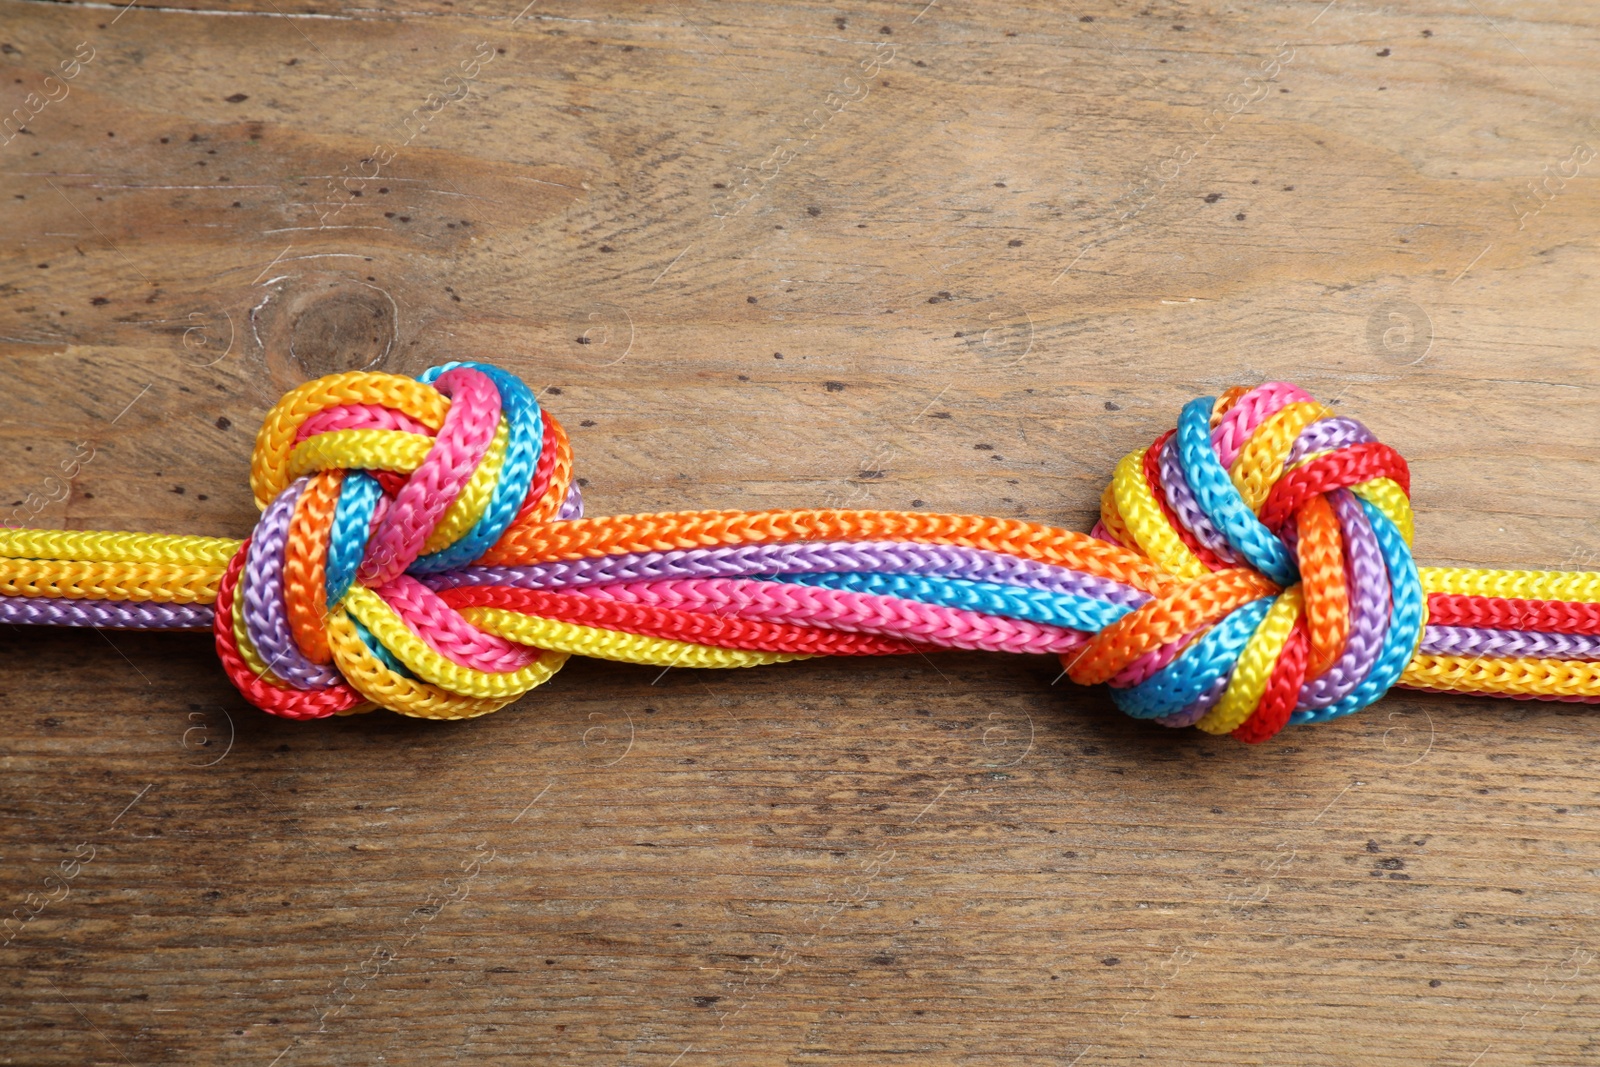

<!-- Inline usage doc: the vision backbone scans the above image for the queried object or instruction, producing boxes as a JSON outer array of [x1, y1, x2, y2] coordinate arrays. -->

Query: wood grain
[[3, 1, 1599, 1064]]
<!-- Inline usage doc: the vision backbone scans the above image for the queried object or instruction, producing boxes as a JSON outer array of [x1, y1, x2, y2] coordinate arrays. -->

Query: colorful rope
[[3, 364, 1597, 741]]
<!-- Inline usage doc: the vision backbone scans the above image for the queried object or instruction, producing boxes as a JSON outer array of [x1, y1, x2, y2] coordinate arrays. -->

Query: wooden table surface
[[3, 1, 1599, 1064]]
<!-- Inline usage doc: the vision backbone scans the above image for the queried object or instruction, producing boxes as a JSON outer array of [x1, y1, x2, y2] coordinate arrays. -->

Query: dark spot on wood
[[1377, 48, 1391, 56], [868, 954, 896, 965], [747, 295, 757, 303], [215, 416, 232, 431], [278, 285, 396, 378], [773, 352, 783, 359], [736, 374, 749, 381], [910, 499, 925, 507], [1102, 957, 1120, 965], [806, 205, 822, 217], [1421, 28, 1433, 36], [1204, 192, 1223, 203], [1235, 212, 1246, 220], [397, 216, 410, 222], [880, 25, 892, 33], [1429, 979, 1441, 987], [1008, 238, 1023, 246], [825, 381, 845, 392], [225, 93, 249, 103], [835, 16, 847, 28], [692, 996, 722, 1007], [858, 470, 885, 479], [599, 244, 615, 252], [1080, 14, 1094, 21], [90, 296, 109, 306], [580, 419, 596, 427], [929, 411, 951, 419], [973, 443, 994, 450], [1366, 840, 1381, 852], [1104, 400, 1120, 410], [1376, 857, 1404, 869]]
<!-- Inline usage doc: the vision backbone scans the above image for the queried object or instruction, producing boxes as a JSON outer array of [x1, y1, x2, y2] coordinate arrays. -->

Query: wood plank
[[2, 1, 1598, 1064]]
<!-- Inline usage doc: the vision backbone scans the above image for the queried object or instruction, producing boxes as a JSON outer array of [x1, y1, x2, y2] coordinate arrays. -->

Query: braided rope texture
[[3, 366, 1597, 739]]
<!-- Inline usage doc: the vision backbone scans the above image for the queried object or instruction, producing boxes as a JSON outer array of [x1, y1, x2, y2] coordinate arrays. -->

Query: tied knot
[[1066, 382, 1425, 743], [216, 362, 580, 720]]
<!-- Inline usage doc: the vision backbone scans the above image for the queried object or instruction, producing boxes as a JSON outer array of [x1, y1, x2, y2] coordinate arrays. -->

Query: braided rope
[[3, 364, 1596, 742]]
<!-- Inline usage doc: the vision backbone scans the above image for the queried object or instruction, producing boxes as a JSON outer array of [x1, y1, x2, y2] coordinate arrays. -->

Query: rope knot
[[1071, 382, 1425, 743], [217, 363, 578, 720]]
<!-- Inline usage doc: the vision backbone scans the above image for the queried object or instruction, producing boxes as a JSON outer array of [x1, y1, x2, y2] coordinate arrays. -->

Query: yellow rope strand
[[1419, 566, 1600, 603], [1232, 402, 1331, 510], [461, 607, 810, 670], [1402, 655, 1600, 700], [1111, 448, 1209, 580], [0, 557, 224, 603], [0, 527, 240, 566]]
